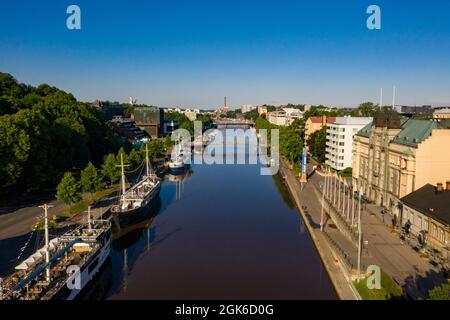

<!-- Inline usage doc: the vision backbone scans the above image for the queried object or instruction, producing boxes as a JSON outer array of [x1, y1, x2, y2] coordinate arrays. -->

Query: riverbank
[[279, 159, 360, 300]]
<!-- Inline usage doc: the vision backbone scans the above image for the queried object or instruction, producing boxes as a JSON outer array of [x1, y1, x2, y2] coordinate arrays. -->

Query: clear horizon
[[1, 0, 449, 109]]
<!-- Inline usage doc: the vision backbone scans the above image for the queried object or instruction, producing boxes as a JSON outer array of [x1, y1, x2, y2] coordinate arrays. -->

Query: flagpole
[[320, 174, 325, 232], [357, 187, 362, 281], [347, 183, 351, 220], [333, 173, 337, 206], [326, 168, 329, 200], [352, 183, 356, 226], [343, 178, 346, 217], [338, 175, 341, 213]]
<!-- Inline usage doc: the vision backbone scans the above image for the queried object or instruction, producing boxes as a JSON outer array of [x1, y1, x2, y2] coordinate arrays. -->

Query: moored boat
[[0, 205, 111, 300], [111, 144, 161, 219]]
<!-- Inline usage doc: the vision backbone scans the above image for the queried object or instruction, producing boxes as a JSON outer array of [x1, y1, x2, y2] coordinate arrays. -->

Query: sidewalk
[[279, 160, 360, 300], [309, 169, 447, 298]]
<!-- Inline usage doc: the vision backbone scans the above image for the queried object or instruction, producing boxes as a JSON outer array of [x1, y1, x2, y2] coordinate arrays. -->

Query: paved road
[[0, 190, 118, 241], [0, 200, 65, 241]]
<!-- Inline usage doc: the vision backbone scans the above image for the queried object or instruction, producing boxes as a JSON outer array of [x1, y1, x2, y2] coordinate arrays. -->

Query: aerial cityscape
[[0, 0, 449, 311]]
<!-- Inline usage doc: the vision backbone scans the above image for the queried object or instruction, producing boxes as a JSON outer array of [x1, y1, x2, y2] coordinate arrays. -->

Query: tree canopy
[[0, 72, 117, 197], [56, 172, 82, 205]]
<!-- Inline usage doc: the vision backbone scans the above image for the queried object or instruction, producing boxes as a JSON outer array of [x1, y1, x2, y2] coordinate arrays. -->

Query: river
[[94, 128, 336, 299]]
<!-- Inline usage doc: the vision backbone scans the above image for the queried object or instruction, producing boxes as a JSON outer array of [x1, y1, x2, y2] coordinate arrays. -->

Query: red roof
[[309, 116, 336, 124]]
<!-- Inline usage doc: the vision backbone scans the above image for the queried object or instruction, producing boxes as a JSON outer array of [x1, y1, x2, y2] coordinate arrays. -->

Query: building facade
[[133, 106, 164, 138], [305, 115, 336, 141], [325, 116, 372, 171], [241, 105, 256, 113], [267, 110, 302, 126], [352, 110, 450, 217], [400, 182, 450, 254], [433, 108, 450, 119]]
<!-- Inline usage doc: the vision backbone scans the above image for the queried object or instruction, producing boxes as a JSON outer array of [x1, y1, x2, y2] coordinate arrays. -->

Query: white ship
[[111, 144, 161, 216], [168, 143, 186, 175], [0, 205, 111, 300]]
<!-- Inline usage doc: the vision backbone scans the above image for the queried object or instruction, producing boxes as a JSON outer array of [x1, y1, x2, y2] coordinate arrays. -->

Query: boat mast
[[87, 206, 92, 232], [120, 153, 126, 195], [146, 143, 150, 177], [39, 204, 53, 283]]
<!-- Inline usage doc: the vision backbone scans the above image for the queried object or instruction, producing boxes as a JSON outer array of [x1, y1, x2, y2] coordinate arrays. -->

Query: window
[[416, 216, 422, 229], [439, 229, 445, 242], [423, 220, 428, 232]]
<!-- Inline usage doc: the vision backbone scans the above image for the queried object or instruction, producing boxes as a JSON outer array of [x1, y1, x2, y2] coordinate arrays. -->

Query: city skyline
[[1, 1, 450, 108]]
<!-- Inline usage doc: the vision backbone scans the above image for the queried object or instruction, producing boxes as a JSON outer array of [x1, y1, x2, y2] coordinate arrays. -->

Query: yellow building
[[400, 182, 450, 256], [304, 116, 335, 141], [352, 110, 450, 218], [433, 108, 450, 119]]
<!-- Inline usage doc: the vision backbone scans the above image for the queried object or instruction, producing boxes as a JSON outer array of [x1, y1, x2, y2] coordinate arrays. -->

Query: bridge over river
[[213, 118, 255, 127]]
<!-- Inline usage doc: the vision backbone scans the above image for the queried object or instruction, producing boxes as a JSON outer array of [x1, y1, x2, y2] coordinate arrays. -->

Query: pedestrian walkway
[[309, 168, 447, 298], [279, 160, 360, 300]]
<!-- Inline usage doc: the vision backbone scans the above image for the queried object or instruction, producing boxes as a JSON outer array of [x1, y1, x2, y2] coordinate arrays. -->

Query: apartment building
[[325, 116, 372, 171], [352, 110, 450, 217]]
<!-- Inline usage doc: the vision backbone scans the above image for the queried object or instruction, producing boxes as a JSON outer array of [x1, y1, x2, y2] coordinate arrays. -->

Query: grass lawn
[[56, 184, 119, 219], [33, 185, 119, 231], [354, 269, 404, 300]]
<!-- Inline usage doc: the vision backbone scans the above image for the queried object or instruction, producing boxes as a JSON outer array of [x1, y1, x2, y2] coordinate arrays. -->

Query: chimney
[[446, 181, 450, 191], [436, 182, 444, 192]]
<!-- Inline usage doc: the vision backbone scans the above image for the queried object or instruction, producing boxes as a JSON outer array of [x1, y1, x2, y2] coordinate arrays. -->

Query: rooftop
[[332, 116, 372, 126], [400, 183, 450, 226], [356, 114, 450, 147], [308, 116, 336, 124]]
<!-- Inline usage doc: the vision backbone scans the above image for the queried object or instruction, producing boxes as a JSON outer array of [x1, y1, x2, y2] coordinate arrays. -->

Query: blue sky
[[1, 0, 449, 108]]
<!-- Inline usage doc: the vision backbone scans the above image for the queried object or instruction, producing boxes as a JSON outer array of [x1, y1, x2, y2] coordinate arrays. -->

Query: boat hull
[[112, 184, 161, 229], [49, 233, 112, 300], [168, 165, 185, 175]]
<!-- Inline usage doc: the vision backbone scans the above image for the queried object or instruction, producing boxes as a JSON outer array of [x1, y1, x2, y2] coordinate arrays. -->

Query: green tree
[[102, 154, 120, 185], [307, 126, 327, 163], [351, 102, 376, 117], [56, 172, 82, 205], [80, 162, 103, 195], [128, 148, 142, 169], [428, 283, 450, 300]]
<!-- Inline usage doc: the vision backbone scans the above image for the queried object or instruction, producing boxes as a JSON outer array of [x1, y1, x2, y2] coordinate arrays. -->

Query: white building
[[183, 109, 197, 121], [325, 116, 372, 171], [241, 104, 256, 113], [282, 107, 304, 118], [267, 110, 303, 126]]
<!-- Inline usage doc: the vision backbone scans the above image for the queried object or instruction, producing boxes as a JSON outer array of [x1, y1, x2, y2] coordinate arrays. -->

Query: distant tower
[[129, 96, 136, 105], [223, 96, 228, 112]]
